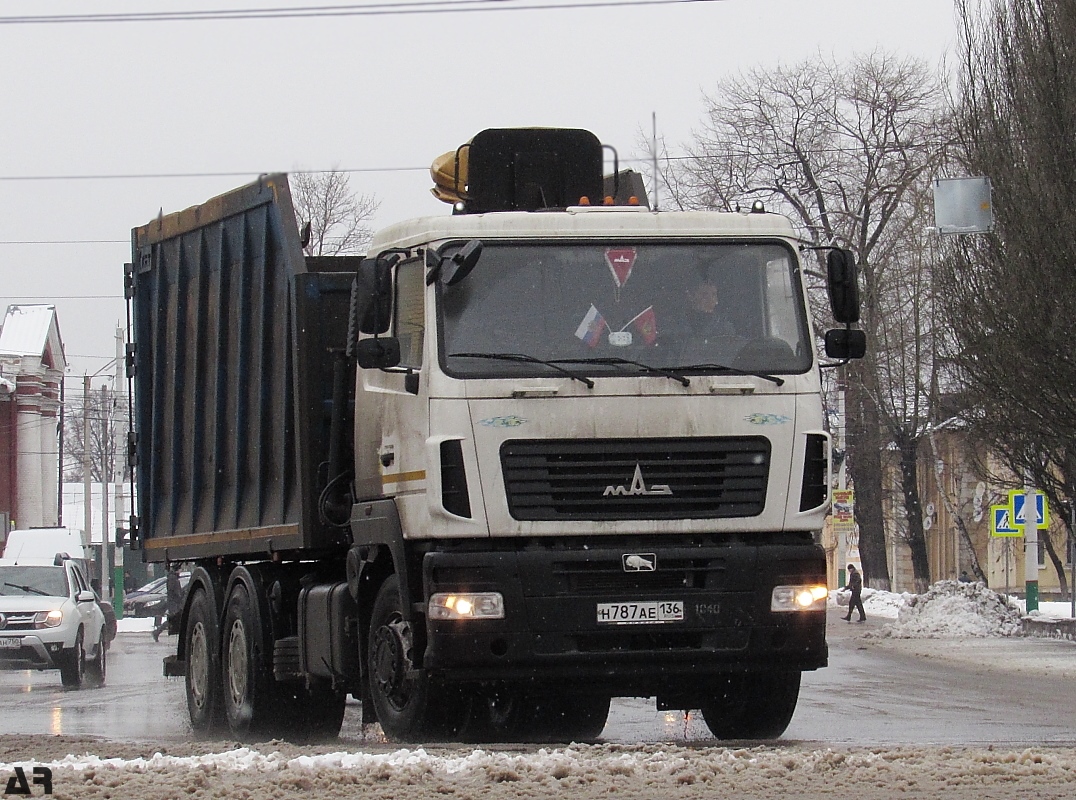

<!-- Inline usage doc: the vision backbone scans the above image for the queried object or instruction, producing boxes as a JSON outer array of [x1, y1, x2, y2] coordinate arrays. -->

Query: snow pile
[[876, 580, 1023, 639], [7, 742, 1076, 796]]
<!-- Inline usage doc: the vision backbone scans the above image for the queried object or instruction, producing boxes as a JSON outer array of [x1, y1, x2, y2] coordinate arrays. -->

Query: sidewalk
[[827, 606, 1076, 679]]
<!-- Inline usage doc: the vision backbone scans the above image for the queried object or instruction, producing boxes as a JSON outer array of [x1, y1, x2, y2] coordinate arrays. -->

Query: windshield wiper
[[3, 581, 51, 596], [673, 362, 784, 386], [449, 352, 595, 388], [556, 357, 690, 387]]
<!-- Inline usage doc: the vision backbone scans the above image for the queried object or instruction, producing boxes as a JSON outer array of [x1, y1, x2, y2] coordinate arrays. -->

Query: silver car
[[0, 556, 108, 688]]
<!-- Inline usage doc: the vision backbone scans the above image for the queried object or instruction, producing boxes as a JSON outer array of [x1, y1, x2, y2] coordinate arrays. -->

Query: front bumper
[[0, 634, 64, 670], [419, 536, 827, 693]]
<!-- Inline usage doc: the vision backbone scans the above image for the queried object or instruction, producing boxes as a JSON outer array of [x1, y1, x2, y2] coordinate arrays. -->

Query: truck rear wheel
[[701, 672, 801, 740], [367, 575, 468, 742], [537, 693, 610, 741], [299, 684, 348, 741], [222, 582, 274, 738], [185, 589, 225, 734], [465, 689, 609, 743]]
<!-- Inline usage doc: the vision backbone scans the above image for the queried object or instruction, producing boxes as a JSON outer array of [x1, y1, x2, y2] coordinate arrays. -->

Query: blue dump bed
[[129, 175, 356, 562]]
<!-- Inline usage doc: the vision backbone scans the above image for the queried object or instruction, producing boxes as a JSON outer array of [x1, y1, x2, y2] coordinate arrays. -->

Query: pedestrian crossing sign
[[1007, 490, 1049, 529], [990, 505, 1021, 537]]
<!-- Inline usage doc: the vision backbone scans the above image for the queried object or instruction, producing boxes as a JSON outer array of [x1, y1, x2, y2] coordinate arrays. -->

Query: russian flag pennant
[[574, 304, 607, 347]]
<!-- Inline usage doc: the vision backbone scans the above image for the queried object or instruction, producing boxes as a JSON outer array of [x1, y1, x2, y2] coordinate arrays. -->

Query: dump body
[[130, 176, 354, 561]]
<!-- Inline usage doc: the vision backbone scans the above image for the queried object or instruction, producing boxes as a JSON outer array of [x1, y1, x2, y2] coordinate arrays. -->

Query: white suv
[[0, 556, 108, 688]]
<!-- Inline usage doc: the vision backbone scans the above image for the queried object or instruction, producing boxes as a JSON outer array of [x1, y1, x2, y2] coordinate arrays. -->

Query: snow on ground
[[116, 616, 155, 633], [834, 580, 1075, 639], [3, 738, 1076, 800]]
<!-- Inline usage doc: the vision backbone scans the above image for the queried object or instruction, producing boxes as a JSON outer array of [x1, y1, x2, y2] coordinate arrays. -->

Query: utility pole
[[1024, 477, 1039, 612], [82, 376, 91, 554], [100, 384, 109, 603], [114, 325, 125, 615]]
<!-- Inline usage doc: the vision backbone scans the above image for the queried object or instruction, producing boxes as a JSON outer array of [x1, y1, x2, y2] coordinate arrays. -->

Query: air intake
[[440, 440, 472, 518]]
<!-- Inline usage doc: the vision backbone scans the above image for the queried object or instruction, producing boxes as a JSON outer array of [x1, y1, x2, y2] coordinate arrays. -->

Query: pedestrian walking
[[842, 563, 866, 622], [152, 565, 184, 642]]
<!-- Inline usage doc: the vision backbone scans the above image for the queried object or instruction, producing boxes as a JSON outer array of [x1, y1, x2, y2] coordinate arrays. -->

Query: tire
[[465, 690, 609, 743], [537, 693, 610, 742], [59, 629, 85, 689], [367, 575, 469, 742], [463, 686, 536, 743], [297, 684, 348, 742], [185, 589, 225, 735], [701, 672, 801, 740], [85, 628, 107, 688], [221, 582, 273, 739]]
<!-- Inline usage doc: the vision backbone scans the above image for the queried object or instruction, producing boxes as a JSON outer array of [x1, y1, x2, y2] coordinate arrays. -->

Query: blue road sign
[[1009, 491, 1049, 529], [991, 505, 1021, 537]]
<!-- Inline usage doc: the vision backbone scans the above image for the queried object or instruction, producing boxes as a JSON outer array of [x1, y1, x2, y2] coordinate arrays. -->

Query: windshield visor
[[439, 241, 812, 378]]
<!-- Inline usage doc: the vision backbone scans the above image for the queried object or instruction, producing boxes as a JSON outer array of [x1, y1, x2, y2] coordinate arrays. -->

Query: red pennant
[[605, 248, 636, 288]]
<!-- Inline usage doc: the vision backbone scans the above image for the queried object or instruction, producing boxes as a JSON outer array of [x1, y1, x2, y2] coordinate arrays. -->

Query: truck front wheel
[[701, 672, 801, 740], [367, 575, 467, 742]]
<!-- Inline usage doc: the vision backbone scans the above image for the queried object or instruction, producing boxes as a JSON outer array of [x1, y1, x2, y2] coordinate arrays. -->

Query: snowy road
[[3, 590, 1076, 799], [2, 604, 1075, 746]]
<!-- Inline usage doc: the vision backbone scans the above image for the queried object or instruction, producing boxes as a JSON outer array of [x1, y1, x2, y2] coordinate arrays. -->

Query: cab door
[[362, 257, 431, 535]]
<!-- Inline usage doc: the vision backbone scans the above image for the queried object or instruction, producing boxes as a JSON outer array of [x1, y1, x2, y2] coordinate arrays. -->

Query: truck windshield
[[439, 241, 812, 379]]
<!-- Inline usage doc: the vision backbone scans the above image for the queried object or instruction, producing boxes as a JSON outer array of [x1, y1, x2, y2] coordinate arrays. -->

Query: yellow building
[[826, 427, 1074, 598]]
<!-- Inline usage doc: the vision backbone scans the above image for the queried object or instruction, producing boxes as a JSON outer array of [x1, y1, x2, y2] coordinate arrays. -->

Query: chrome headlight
[[771, 585, 828, 612], [33, 609, 64, 628], [428, 592, 505, 620]]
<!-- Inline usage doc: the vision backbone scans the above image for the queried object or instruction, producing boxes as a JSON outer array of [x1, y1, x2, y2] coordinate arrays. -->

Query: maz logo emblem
[[603, 464, 672, 497], [623, 554, 657, 572]]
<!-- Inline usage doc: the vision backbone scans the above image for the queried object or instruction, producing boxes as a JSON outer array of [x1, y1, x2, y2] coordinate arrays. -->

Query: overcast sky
[[0, 0, 958, 385]]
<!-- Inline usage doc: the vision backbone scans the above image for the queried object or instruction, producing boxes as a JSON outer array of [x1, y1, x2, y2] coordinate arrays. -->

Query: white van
[[2, 528, 90, 565]]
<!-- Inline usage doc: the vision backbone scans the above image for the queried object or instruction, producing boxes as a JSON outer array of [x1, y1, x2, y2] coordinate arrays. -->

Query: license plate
[[0, 637, 22, 649], [596, 600, 684, 624]]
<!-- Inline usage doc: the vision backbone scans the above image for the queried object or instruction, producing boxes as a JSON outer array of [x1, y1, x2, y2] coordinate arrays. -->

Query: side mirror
[[826, 249, 860, 324], [355, 337, 401, 369], [357, 255, 396, 335], [824, 328, 866, 360]]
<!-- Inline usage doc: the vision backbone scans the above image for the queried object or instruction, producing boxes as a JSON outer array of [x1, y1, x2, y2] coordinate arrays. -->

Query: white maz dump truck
[[128, 128, 865, 743]]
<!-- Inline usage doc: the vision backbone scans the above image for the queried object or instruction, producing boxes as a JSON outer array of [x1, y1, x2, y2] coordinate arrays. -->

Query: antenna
[[651, 112, 659, 212]]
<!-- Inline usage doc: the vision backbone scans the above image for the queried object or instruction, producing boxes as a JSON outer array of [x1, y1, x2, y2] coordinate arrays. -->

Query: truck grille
[[501, 437, 770, 521]]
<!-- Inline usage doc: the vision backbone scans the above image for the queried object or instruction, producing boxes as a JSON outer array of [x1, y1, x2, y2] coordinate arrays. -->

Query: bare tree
[[290, 169, 379, 257], [941, 0, 1076, 594], [63, 386, 123, 483], [670, 52, 947, 590]]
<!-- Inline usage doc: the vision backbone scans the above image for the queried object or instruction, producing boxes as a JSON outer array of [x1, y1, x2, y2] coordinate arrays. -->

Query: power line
[[0, 0, 718, 25], [0, 166, 427, 182]]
